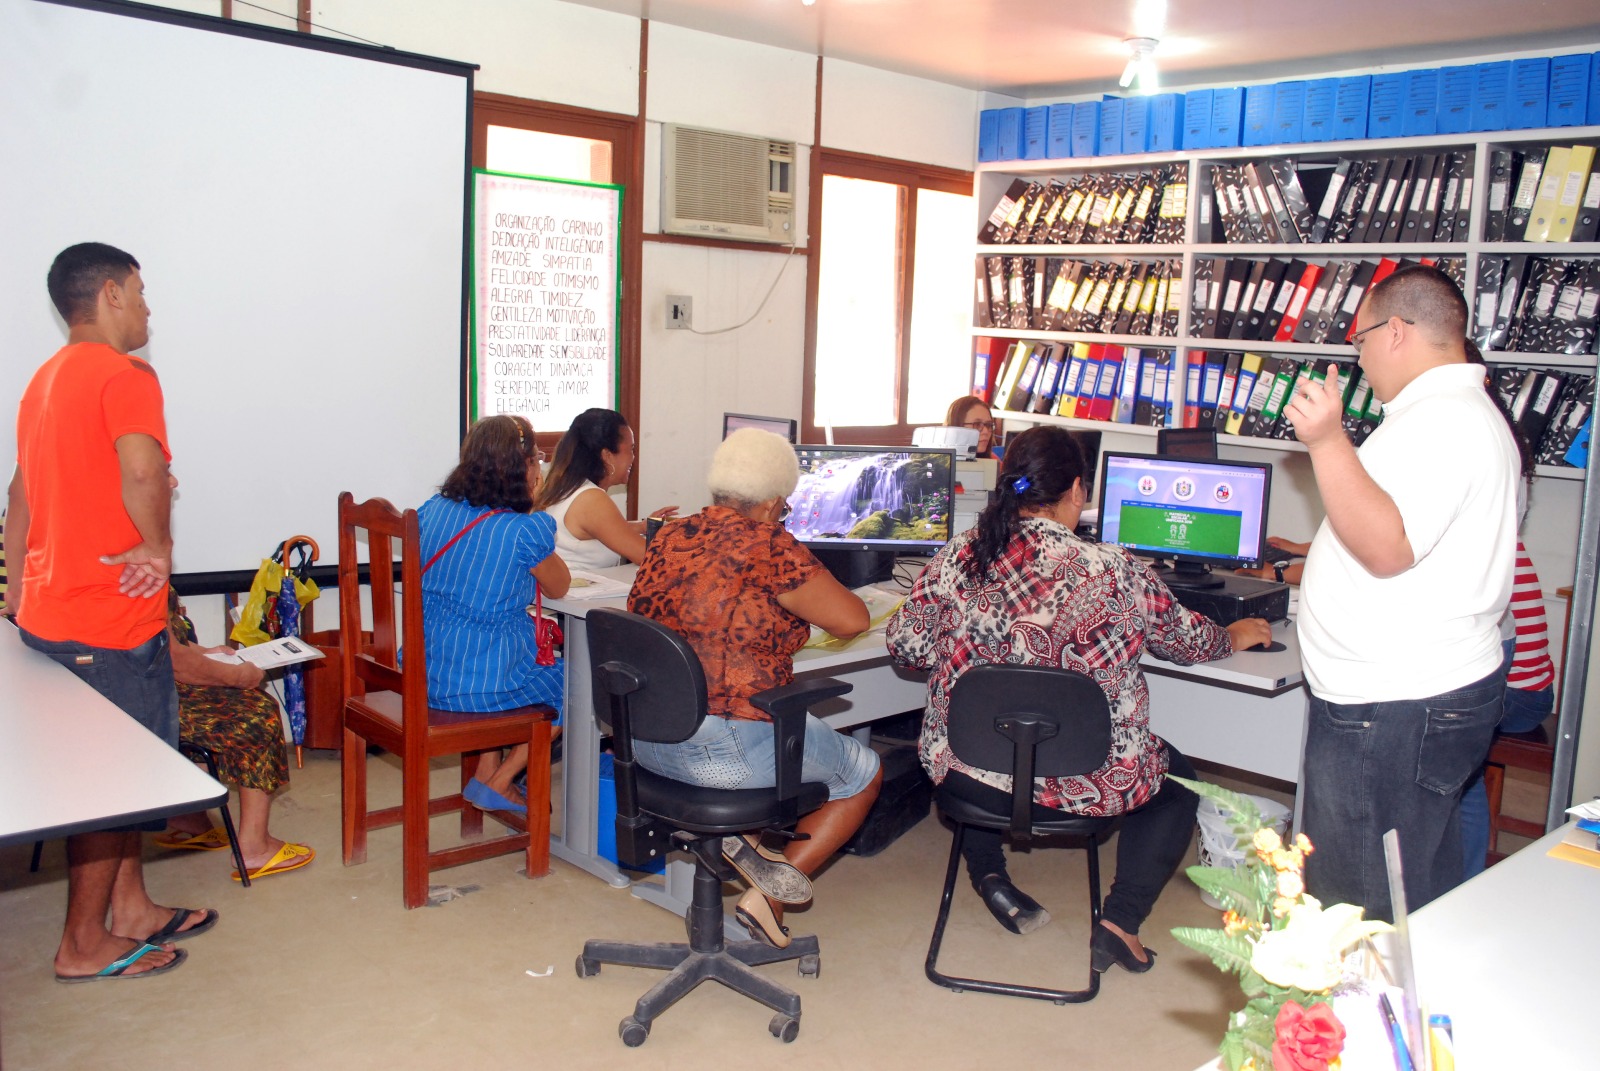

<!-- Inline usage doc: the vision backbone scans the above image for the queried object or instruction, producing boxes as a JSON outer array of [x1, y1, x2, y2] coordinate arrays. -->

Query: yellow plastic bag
[[230, 552, 320, 646]]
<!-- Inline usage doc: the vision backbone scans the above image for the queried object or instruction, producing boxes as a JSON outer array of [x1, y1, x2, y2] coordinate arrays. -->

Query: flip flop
[[721, 836, 813, 904], [152, 827, 229, 852], [231, 842, 315, 882], [143, 907, 219, 944], [55, 943, 187, 983], [462, 778, 528, 816]]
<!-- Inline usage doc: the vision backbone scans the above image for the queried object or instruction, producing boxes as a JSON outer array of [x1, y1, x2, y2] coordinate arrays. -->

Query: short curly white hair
[[708, 427, 799, 506]]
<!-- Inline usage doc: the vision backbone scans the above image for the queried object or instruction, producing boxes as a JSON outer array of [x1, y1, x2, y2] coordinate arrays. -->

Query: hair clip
[[1012, 475, 1032, 493]]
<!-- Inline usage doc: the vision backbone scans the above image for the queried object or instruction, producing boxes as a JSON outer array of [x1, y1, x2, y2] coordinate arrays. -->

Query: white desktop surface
[[0, 620, 226, 846]]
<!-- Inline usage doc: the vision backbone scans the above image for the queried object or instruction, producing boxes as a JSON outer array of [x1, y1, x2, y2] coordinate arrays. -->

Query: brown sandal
[[734, 888, 790, 949]]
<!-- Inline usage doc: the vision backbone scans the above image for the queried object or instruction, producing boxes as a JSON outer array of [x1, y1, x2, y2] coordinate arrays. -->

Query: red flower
[[1272, 1000, 1346, 1071]]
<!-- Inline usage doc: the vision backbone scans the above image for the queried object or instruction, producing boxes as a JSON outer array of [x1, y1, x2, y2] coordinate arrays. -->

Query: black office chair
[[576, 607, 850, 1046], [925, 664, 1117, 1004]]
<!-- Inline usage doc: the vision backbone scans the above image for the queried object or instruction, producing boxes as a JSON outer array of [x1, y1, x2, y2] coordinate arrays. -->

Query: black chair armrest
[[750, 677, 852, 826]]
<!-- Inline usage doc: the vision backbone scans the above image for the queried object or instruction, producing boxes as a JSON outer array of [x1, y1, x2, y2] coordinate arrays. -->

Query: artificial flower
[[1223, 909, 1249, 936], [1253, 828, 1283, 855], [1251, 899, 1391, 992], [1272, 1000, 1346, 1071], [1271, 847, 1302, 872], [1295, 833, 1315, 855], [1276, 870, 1305, 899]]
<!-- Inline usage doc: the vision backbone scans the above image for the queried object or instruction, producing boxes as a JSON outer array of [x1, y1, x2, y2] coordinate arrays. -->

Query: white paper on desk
[[1566, 800, 1600, 821], [204, 636, 325, 670], [554, 571, 632, 601], [803, 585, 902, 649]]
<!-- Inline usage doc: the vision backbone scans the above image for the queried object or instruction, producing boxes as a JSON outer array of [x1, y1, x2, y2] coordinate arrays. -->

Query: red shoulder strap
[[422, 509, 509, 574]]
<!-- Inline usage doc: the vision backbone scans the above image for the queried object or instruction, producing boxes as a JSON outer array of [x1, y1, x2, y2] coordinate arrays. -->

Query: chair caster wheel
[[576, 955, 600, 979], [619, 1017, 649, 1047], [768, 1014, 799, 1042], [797, 953, 820, 978]]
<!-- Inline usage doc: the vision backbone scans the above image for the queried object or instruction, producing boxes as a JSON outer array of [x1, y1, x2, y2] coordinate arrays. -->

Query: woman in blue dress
[[417, 414, 571, 815]]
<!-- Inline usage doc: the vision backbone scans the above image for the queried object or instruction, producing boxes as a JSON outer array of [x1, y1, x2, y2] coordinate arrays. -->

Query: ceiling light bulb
[[1119, 37, 1160, 92], [802, 0, 816, 6]]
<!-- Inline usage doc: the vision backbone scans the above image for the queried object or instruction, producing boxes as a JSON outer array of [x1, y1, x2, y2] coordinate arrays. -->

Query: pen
[[1379, 993, 1415, 1071], [1429, 1013, 1454, 1071]]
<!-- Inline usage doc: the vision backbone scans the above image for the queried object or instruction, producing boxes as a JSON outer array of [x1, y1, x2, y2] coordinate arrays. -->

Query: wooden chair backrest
[[337, 492, 428, 733]]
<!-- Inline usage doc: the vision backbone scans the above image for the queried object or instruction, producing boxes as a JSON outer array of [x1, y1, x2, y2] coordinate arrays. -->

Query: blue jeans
[[1302, 667, 1504, 923], [1459, 641, 1554, 879], [21, 627, 180, 833], [632, 713, 880, 801]]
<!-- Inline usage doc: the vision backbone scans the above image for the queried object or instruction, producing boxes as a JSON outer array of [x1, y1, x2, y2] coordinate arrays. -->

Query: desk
[[544, 567, 924, 921], [547, 568, 1307, 920], [0, 621, 227, 847], [1194, 824, 1598, 1070]]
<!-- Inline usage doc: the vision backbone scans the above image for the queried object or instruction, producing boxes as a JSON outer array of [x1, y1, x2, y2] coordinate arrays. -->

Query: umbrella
[[276, 536, 320, 768]]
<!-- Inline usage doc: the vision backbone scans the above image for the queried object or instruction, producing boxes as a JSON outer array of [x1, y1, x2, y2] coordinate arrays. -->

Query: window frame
[[472, 92, 643, 511], [802, 148, 973, 446]]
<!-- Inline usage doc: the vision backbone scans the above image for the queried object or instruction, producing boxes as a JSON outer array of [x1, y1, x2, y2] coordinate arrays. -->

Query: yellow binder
[[1523, 145, 1571, 242], [1549, 145, 1596, 243]]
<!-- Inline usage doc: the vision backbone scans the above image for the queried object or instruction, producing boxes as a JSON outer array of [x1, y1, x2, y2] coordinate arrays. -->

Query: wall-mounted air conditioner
[[662, 124, 796, 245]]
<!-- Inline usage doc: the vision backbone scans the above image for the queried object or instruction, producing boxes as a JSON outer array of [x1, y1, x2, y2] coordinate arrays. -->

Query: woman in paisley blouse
[[628, 428, 883, 948], [887, 425, 1270, 974]]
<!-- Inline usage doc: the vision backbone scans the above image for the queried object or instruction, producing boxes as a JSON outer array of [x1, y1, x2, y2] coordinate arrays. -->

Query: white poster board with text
[[473, 170, 621, 430]]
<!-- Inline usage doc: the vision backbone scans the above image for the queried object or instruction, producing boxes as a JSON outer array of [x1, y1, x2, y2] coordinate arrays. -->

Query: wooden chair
[[337, 492, 556, 909]]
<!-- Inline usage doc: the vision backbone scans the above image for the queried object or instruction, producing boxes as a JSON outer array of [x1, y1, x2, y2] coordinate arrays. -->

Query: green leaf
[[1169, 774, 1271, 845], [1185, 864, 1268, 916], [1170, 927, 1257, 977]]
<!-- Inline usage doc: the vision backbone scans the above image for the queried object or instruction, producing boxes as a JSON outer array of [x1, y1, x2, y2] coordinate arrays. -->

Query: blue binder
[[995, 107, 1024, 160], [1047, 103, 1075, 159], [1367, 73, 1405, 138], [1182, 89, 1213, 150], [1401, 68, 1439, 137], [1507, 57, 1549, 129], [1242, 84, 1275, 147], [1022, 105, 1049, 160], [1071, 101, 1100, 158], [1148, 93, 1186, 153], [1591, 53, 1600, 125], [1122, 96, 1151, 154], [1302, 78, 1337, 143], [1471, 61, 1511, 132], [1098, 98, 1125, 156], [1272, 81, 1306, 144], [1211, 87, 1245, 148], [1548, 54, 1589, 127], [1334, 76, 1371, 140], [977, 110, 1001, 163], [1436, 65, 1475, 134]]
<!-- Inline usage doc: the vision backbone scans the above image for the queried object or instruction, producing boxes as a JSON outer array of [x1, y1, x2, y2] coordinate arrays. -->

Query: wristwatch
[[1271, 560, 1290, 583]]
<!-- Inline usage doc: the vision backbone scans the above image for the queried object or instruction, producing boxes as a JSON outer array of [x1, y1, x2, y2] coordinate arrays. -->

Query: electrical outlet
[[666, 295, 692, 330]]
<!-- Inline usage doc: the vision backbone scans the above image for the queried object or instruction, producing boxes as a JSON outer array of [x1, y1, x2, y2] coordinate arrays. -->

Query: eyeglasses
[[1350, 316, 1414, 355], [777, 502, 792, 523], [963, 419, 996, 432]]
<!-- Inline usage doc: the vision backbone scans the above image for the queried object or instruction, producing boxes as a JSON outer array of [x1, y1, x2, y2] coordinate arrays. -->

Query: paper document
[[205, 636, 325, 670], [804, 585, 904, 651], [551, 570, 632, 601]]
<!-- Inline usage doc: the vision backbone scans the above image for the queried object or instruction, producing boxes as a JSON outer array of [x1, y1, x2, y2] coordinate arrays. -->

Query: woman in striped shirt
[[418, 415, 571, 816]]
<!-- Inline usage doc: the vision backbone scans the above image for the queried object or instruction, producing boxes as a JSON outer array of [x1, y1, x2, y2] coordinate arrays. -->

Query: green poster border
[[469, 167, 625, 423]]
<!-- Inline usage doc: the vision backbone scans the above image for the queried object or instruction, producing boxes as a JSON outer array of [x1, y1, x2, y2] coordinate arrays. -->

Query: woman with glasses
[[944, 395, 1002, 460], [532, 407, 677, 570], [417, 414, 572, 815], [627, 428, 883, 948]]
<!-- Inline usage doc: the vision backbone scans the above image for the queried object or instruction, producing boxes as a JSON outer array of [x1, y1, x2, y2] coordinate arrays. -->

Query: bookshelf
[[970, 122, 1600, 611]]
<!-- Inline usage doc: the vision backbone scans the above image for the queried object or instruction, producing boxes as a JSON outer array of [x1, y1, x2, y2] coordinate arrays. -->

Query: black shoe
[[1090, 923, 1156, 974], [975, 873, 1051, 935]]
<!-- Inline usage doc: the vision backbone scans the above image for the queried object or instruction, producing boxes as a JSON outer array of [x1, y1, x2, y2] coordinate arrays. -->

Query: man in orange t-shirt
[[5, 243, 215, 982]]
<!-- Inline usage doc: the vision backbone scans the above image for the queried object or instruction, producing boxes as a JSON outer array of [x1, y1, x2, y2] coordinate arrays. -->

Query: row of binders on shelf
[[1190, 255, 1464, 347], [1489, 366, 1594, 468], [977, 339, 1178, 426], [1486, 145, 1600, 243], [980, 52, 1600, 162], [1181, 353, 1381, 444], [976, 256, 1181, 336], [1472, 256, 1600, 356], [1205, 152, 1474, 245], [978, 167, 1188, 246]]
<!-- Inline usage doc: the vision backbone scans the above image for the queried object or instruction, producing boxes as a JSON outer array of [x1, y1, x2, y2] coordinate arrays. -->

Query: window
[[805, 150, 973, 443]]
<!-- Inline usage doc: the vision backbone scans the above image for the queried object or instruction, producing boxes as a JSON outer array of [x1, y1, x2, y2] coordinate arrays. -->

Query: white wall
[[821, 58, 979, 172]]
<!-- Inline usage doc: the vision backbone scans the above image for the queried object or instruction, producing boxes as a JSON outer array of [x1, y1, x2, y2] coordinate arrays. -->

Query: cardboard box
[[1471, 61, 1511, 132], [1242, 83, 1275, 147], [1436, 65, 1475, 134], [1548, 53, 1590, 127], [1334, 75, 1371, 140], [1211, 86, 1245, 147], [1508, 57, 1550, 129], [1182, 88, 1213, 150], [1272, 81, 1307, 144], [1368, 72, 1405, 138], [1302, 78, 1338, 143], [1401, 68, 1439, 137]]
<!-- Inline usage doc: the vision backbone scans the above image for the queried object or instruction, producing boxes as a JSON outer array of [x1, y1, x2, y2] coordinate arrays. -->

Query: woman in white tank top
[[533, 408, 677, 569]]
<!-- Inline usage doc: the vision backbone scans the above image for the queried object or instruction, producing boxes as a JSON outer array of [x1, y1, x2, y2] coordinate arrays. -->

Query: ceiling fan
[[1119, 0, 1168, 94]]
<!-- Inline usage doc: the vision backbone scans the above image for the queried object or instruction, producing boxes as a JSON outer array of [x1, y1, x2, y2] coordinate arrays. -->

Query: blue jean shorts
[[632, 713, 880, 801], [21, 627, 180, 832]]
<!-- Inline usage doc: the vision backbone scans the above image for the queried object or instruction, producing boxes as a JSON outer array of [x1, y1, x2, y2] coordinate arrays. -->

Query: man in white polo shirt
[[1286, 265, 1518, 923]]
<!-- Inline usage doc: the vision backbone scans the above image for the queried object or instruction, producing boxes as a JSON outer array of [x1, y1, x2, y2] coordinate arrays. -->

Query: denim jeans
[[631, 712, 880, 801], [1302, 668, 1504, 922], [1459, 641, 1554, 879], [20, 626, 180, 832]]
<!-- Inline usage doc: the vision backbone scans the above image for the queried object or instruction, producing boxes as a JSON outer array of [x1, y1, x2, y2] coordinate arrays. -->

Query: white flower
[[1250, 898, 1391, 993]]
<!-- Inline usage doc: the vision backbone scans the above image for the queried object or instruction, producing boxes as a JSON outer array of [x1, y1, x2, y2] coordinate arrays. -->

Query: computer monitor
[[784, 444, 955, 586], [1095, 451, 1272, 589], [723, 412, 798, 443]]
